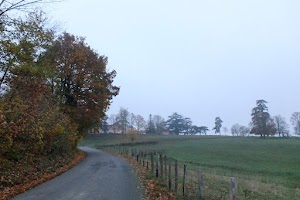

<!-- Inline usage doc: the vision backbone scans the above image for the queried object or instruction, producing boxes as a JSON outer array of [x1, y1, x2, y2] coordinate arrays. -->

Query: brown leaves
[[0, 150, 86, 200], [44, 32, 119, 133], [121, 156, 175, 200]]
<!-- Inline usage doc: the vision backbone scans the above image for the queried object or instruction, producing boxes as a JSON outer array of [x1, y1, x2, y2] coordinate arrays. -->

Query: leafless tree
[[231, 124, 250, 136], [290, 112, 300, 135], [231, 124, 240, 136], [109, 114, 119, 134], [222, 127, 228, 134], [135, 114, 146, 133], [153, 115, 165, 134], [239, 125, 250, 137], [0, 0, 59, 16], [273, 115, 289, 137]]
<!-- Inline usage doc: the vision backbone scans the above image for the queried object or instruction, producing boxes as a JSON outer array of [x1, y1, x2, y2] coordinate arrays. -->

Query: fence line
[[101, 146, 238, 200]]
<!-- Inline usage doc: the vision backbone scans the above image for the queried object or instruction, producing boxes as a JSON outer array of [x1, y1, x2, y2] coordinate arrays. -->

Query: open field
[[80, 135, 300, 199]]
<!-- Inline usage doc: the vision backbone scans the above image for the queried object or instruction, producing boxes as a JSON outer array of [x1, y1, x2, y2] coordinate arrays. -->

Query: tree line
[[0, 1, 119, 161], [103, 101, 300, 138], [230, 100, 299, 137], [101, 108, 210, 135]]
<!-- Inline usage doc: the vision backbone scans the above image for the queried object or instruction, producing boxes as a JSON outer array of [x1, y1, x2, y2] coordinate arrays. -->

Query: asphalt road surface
[[13, 147, 144, 200]]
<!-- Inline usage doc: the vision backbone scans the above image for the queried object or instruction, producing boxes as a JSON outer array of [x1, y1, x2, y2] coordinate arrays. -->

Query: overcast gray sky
[[49, 0, 300, 133]]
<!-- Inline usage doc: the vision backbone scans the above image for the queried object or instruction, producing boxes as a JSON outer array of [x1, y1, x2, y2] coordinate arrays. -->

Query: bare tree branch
[[0, 0, 61, 16], [0, 0, 6, 7]]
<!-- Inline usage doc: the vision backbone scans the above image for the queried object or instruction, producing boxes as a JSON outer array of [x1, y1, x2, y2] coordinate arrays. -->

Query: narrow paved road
[[13, 147, 144, 200]]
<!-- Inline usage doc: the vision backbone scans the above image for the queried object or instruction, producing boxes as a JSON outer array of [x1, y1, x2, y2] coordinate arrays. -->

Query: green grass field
[[80, 135, 300, 199]]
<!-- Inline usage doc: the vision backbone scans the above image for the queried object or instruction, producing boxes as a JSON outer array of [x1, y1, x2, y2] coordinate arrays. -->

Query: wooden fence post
[[168, 160, 172, 191], [164, 156, 167, 180], [175, 160, 178, 193], [156, 155, 159, 178], [151, 153, 154, 175], [139, 151, 142, 165], [183, 165, 187, 197], [160, 154, 163, 178], [147, 160, 149, 170], [230, 177, 237, 200], [198, 169, 204, 199]]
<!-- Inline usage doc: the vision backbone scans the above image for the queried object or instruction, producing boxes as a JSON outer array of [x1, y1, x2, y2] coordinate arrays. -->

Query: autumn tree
[[44, 32, 119, 134], [290, 112, 300, 135], [212, 117, 223, 134], [0, 11, 54, 96], [273, 115, 289, 137], [250, 100, 276, 137], [0, 10, 119, 161], [0, 12, 80, 159]]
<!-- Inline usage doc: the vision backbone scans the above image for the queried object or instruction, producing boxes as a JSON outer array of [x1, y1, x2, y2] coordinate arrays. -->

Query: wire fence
[[100, 146, 239, 200]]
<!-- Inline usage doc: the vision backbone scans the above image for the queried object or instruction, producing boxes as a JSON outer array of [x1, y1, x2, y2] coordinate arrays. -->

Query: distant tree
[[273, 115, 289, 137], [222, 127, 228, 134], [153, 115, 165, 134], [165, 112, 186, 135], [135, 114, 146, 133], [231, 124, 250, 136], [129, 113, 136, 129], [101, 116, 109, 134], [239, 125, 250, 137], [109, 114, 119, 134], [231, 124, 241, 136], [146, 114, 155, 134], [117, 108, 129, 134], [199, 126, 209, 135], [290, 112, 300, 135], [250, 100, 276, 137], [190, 125, 209, 135], [212, 117, 223, 134], [183, 117, 193, 135], [190, 125, 199, 135]]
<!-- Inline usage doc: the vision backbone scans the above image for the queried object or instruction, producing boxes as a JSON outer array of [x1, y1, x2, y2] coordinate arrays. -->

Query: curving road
[[13, 147, 144, 200]]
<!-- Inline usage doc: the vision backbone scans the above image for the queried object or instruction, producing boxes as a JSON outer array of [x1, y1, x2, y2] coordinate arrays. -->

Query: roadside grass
[[81, 135, 300, 199]]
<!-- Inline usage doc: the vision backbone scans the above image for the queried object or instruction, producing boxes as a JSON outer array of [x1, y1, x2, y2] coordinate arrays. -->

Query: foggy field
[[80, 135, 300, 199]]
